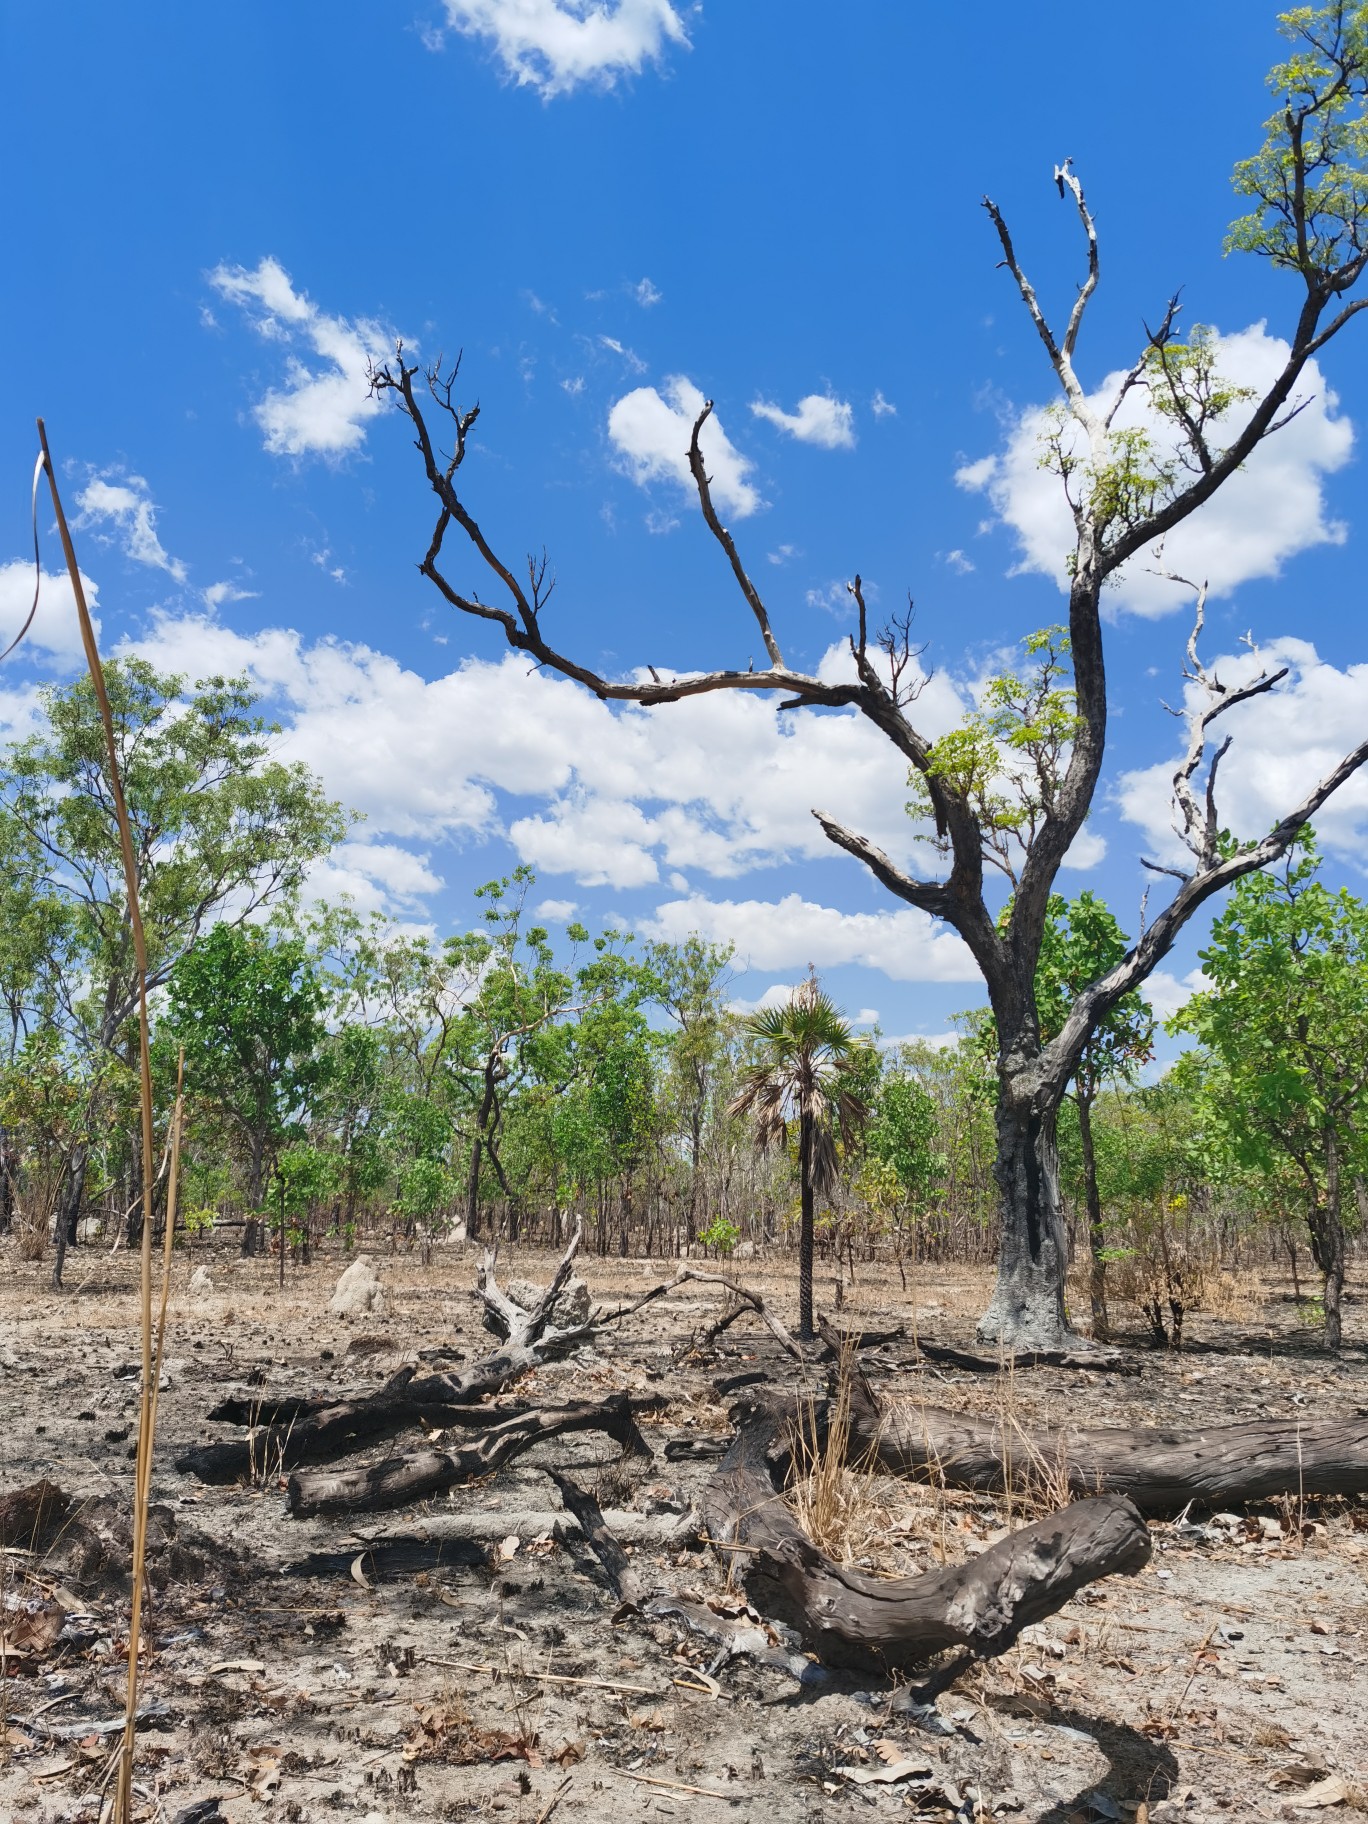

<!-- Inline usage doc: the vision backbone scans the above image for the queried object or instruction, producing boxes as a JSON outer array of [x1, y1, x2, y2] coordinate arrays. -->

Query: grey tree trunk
[[1309, 1132, 1346, 1351], [1076, 1089, 1109, 1340], [977, 1091, 1073, 1351], [51, 1142, 89, 1290]]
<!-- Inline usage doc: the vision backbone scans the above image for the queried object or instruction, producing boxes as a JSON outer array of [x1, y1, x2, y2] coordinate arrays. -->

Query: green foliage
[[160, 921, 330, 1205], [906, 628, 1082, 882], [698, 1214, 740, 1256], [1227, 3, 1368, 282]]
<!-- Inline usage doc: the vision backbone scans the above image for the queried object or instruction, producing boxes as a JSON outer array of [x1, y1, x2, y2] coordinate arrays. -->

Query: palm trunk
[[977, 1088, 1073, 1351], [798, 1109, 815, 1340]]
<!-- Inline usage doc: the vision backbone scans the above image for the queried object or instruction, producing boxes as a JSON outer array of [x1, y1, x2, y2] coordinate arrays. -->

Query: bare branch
[[687, 404, 783, 668], [811, 812, 952, 922], [1156, 571, 1290, 869], [1058, 161, 1099, 362]]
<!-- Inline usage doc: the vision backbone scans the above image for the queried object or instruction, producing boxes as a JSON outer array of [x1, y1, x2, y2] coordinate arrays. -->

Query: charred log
[[702, 1396, 1150, 1678], [848, 1372, 1368, 1515], [285, 1393, 651, 1518]]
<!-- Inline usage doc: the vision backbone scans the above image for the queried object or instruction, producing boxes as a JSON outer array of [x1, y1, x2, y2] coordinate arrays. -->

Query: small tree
[[1172, 836, 1368, 1348], [729, 974, 869, 1339], [160, 921, 331, 1259], [1033, 895, 1155, 1338], [1, 660, 343, 1283], [377, 6, 1368, 1346]]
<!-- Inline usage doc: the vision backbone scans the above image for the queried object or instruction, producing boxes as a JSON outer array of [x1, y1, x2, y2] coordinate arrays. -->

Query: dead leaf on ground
[[836, 1757, 933, 1786], [1288, 1775, 1350, 1810]]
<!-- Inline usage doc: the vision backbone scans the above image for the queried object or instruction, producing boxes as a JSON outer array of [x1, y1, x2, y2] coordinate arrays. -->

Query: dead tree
[[374, 14, 1368, 1350]]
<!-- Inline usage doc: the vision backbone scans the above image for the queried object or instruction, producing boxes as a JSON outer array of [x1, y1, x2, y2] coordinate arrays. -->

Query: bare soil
[[3, 1239, 1367, 1824]]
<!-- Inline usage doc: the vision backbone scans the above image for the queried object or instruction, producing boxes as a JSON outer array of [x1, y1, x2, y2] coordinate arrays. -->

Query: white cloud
[[750, 392, 856, 451], [599, 334, 646, 373], [76, 474, 187, 583], [640, 892, 979, 984], [729, 982, 799, 1016], [123, 608, 970, 910], [942, 549, 975, 575], [208, 257, 402, 459], [956, 324, 1354, 617], [632, 277, 662, 308], [202, 581, 258, 611], [608, 376, 762, 519], [853, 1007, 879, 1026], [767, 544, 799, 566], [437, 0, 689, 97], [1062, 828, 1106, 871], [871, 391, 897, 418], [534, 898, 580, 921], [1117, 636, 1368, 864], [0, 560, 100, 668], [1143, 968, 1209, 1024]]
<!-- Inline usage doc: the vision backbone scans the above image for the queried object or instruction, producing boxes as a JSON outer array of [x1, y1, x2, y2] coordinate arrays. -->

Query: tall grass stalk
[[35, 421, 168, 1824]]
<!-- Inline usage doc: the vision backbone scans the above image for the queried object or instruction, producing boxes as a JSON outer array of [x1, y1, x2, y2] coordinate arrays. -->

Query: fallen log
[[286, 1392, 651, 1518], [848, 1372, 1368, 1515], [178, 1223, 596, 1484], [702, 1395, 1150, 1679]]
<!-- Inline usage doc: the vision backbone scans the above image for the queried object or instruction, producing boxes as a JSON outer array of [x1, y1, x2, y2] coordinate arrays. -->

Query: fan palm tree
[[729, 972, 869, 1339]]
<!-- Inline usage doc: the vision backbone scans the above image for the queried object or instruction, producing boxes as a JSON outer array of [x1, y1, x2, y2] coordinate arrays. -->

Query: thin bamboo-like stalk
[[34, 420, 161, 1824]]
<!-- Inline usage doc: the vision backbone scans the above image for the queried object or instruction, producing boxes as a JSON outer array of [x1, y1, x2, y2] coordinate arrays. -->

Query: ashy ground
[[2, 1239, 1366, 1824]]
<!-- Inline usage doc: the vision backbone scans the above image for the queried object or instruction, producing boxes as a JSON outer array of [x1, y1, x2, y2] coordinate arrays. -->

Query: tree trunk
[[704, 1396, 1149, 1677], [1309, 1131, 1346, 1351], [847, 1371, 1368, 1514], [51, 1142, 89, 1290], [286, 1394, 651, 1518], [977, 1090, 1074, 1350], [1076, 1089, 1109, 1340], [798, 1109, 815, 1341], [465, 1056, 501, 1244]]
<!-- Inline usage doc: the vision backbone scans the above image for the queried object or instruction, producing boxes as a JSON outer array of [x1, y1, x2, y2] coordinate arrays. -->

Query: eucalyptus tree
[[729, 974, 869, 1339], [1172, 838, 1368, 1348], [376, 6, 1368, 1346], [1022, 891, 1155, 1338], [1, 660, 344, 1283], [159, 920, 331, 1261], [643, 936, 735, 1244]]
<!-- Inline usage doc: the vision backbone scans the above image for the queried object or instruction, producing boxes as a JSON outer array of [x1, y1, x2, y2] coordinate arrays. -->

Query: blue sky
[[5, 3, 1367, 1043]]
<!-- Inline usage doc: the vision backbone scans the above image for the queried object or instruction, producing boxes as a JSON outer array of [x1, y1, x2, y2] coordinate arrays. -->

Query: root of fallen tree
[[847, 1370, 1368, 1515]]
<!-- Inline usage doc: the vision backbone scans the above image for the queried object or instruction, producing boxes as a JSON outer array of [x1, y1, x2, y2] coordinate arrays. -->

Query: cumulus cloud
[[208, 258, 402, 459], [956, 324, 1354, 617], [639, 892, 978, 984], [1143, 967, 1209, 1024], [202, 580, 258, 611], [123, 606, 972, 920], [1116, 637, 1368, 863], [436, 0, 689, 97], [0, 560, 100, 668], [750, 392, 856, 450], [76, 474, 187, 583], [535, 898, 580, 921], [608, 376, 762, 519]]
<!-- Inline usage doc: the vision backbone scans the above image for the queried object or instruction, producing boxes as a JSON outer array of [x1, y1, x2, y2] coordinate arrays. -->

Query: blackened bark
[[798, 1109, 815, 1341], [1076, 1089, 1109, 1340], [977, 1091, 1073, 1350], [51, 1142, 89, 1289]]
